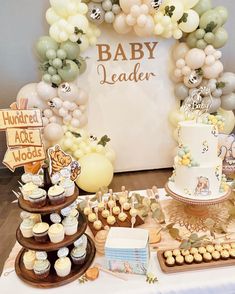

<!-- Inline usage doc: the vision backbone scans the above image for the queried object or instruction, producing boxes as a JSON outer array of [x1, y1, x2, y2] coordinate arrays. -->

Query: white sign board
[[79, 26, 178, 172]]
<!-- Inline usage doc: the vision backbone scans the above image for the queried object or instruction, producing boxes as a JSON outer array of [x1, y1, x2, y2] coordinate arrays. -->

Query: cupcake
[[181, 249, 190, 256], [21, 173, 32, 184], [198, 247, 207, 254], [212, 251, 221, 260], [23, 250, 36, 270], [62, 216, 78, 236], [206, 245, 215, 253], [214, 244, 223, 252], [48, 224, 65, 243], [165, 256, 175, 267], [33, 259, 50, 279], [194, 253, 203, 263], [74, 235, 88, 250], [54, 257, 71, 277], [20, 218, 35, 238], [164, 250, 172, 259], [60, 179, 75, 197], [203, 252, 212, 262], [172, 249, 181, 257], [190, 248, 198, 255], [21, 182, 38, 200], [175, 255, 184, 265], [231, 243, 235, 249], [221, 250, 230, 260], [28, 188, 47, 208], [229, 248, 235, 258], [223, 244, 231, 251], [70, 246, 87, 265], [184, 254, 194, 264], [32, 222, 49, 243], [48, 185, 65, 205]]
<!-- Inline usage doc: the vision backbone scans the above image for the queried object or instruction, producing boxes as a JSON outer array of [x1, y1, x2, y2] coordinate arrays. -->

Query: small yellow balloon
[[76, 153, 114, 193]]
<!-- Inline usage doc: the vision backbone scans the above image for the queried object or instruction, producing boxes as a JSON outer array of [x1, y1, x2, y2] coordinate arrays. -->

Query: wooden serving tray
[[157, 249, 235, 274], [16, 212, 87, 251], [18, 186, 79, 214], [15, 234, 96, 288], [87, 201, 144, 237]]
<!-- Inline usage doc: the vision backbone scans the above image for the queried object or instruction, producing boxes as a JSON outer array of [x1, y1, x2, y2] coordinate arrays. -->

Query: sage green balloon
[[193, 0, 212, 16], [58, 60, 80, 82], [36, 36, 59, 61], [60, 41, 80, 60], [213, 27, 228, 49], [186, 32, 198, 48], [199, 10, 222, 30], [174, 83, 189, 100], [214, 6, 228, 25], [77, 57, 87, 75]]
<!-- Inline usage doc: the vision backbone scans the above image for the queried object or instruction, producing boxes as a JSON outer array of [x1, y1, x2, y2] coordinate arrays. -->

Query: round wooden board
[[16, 212, 87, 251], [18, 186, 79, 214], [165, 182, 231, 206], [15, 234, 96, 288]]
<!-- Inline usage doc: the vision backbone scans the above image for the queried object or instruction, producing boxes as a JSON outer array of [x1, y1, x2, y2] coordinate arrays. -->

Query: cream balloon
[[79, 35, 90, 52], [113, 13, 132, 34], [76, 153, 114, 193], [185, 48, 205, 70], [202, 61, 223, 79], [178, 10, 199, 33], [36, 81, 57, 101], [43, 122, 64, 142], [46, 8, 60, 25], [134, 15, 154, 37], [181, 0, 199, 9], [217, 108, 235, 135], [172, 42, 189, 61], [17, 83, 48, 110], [58, 82, 80, 102], [50, 0, 70, 18], [119, 0, 141, 14], [68, 15, 89, 33]]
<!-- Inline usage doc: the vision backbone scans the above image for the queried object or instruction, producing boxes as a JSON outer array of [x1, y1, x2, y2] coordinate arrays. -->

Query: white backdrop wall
[[0, 0, 234, 168]]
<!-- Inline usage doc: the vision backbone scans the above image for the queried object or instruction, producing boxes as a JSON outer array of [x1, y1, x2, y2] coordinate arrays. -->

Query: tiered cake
[[169, 120, 227, 200]]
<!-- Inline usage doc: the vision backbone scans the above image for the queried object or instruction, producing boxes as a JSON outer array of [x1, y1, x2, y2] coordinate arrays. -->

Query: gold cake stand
[[165, 182, 232, 232]]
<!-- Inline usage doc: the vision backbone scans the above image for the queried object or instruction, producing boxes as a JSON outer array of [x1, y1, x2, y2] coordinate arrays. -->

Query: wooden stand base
[[184, 205, 209, 217]]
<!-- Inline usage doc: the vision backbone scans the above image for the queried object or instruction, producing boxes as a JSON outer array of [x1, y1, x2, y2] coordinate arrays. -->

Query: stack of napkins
[[105, 227, 149, 275]]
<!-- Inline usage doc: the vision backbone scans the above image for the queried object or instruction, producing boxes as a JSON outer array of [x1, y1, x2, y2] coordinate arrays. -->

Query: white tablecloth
[[1, 189, 235, 294]]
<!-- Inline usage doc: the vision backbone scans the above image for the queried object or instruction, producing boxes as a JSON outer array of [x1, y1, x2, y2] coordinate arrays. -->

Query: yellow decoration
[[182, 159, 190, 166], [76, 153, 114, 193]]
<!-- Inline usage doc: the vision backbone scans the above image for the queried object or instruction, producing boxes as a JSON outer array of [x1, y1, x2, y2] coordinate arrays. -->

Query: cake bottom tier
[[173, 160, 223, 200]]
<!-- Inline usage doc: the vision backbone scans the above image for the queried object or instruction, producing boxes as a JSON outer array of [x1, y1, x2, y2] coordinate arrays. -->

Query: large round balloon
[[43, 122, 64, 142], [219, 72, 235, 95], [76, 153, 114, 193], [17, 83, 48, 110], [113, 13, 132, 34], [185, 48, 205, 69], [119, 0, 141, 14], [221, 93, 235, 111], [178, 9, 200, 33], [58, 82, 80, 102], [58, 60, 80, 82], [193, 0, 212, 16], [36, 81, 57, 101]]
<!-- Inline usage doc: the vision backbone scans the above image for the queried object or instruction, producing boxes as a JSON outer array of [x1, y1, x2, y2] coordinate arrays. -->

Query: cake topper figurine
[[183, 87, 213, 122]]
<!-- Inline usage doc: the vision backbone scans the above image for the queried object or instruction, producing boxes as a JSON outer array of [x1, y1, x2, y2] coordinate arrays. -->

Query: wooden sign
[[1, 106, 45, 172], [6, 128, 42, 147], [0, 109, 42, 130]]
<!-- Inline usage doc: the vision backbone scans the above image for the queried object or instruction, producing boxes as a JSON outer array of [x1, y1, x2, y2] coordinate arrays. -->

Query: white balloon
[[71, 118, 80, 128], [178, 9, 199, 33], [219, 72, 235, 95], [73, 109, 82, 118], [68, 15, 89, 32], [119, 0, 141, 14], [221, 93, 235, 111], [58, 82, 80, 102], [185, 48, 205, 69], [17, 83, 48, 110], [203, 61, 223, 79], [43, 122, 64, 142], [36, 81, 57, 101], [172, 42, 189, 61], [46, 8, 60, 25], [113, 13, 132, 34], [134, 15, 154, 37]]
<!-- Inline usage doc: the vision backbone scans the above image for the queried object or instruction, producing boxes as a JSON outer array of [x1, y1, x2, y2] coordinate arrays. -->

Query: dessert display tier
[[15, 234, 96, 288], [18, 186, 79, 214], [16, 212, 87, 251]]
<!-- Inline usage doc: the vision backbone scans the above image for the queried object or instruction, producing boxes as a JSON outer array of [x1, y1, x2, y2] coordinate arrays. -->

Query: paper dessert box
[[105, 227, 149, 275]]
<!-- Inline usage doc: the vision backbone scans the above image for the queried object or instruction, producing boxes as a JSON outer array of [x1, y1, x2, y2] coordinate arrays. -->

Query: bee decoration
[[151, 0, 163, 10]]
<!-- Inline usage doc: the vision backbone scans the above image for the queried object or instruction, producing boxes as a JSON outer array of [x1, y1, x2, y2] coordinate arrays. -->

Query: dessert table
[[1, 189, 235, 294]]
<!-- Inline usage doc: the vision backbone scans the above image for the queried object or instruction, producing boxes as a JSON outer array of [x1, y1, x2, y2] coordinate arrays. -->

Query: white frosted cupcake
[[23, 250, 36, 270], [70, 246, 87, 265], [32, 222, 49, 243], [21, 182, 38, 200], [48, 224, 65, 243], [62, 216, 78, 236], [48, 185, 65, 205], [54, 257, 71, 277], [69, 208, 79, 219], [21, 173, 32, 184], [28, 188, 47, 208], [20, 218, 35, 238], [33, 259, 51, 279], [60, 179, 75, 197]]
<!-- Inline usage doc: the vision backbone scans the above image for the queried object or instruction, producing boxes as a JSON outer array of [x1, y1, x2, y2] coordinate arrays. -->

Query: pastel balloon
[[76, 153, 114, 193], [178, 9, 199, 33], [46, 8, 60, 25], [221, 93, 235, 111], [36, 81, 57, 101], [60, 40, 80, 59], [17, 83, 48, 110], [134, 15, 154, 37], [202, 60, 223, 79], [58, 60, 79, 82], [58, 82, 79, 102], [43, 122, 64, 142], [193, 0, 212, 16], [219, 72, 235, 95], [217, 108, 235, 135], [183, 73, 202, 88], [213, 27, 228, 49], [185, 48, 205, 69], [113, 13, 132, 34], [174, 83, 189, 100], [172, 42, 189, 61], [36, 36, 59, 60], [181, 0, 199, 9], [105, 148, 116, 164], [208, 98, 221, 113], [68, 14, 89, 32], [50, 0, 70, 17], [214, 6, 228, 25], [164, 0, 184, 21], [119, 0, 141, 14], [199, 9, 222, 30]]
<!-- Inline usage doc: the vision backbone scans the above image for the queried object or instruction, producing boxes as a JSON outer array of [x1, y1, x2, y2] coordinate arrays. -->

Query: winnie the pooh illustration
[[48, 145, 72, 175], [195, 177, 211, 196]]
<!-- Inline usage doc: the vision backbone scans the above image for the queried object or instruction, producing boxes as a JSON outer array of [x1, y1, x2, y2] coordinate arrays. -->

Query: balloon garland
[[16, 0, 235, 184]]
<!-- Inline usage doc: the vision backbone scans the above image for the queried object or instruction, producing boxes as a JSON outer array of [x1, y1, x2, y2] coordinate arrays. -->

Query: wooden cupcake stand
[[15, 186, 96, 288]]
